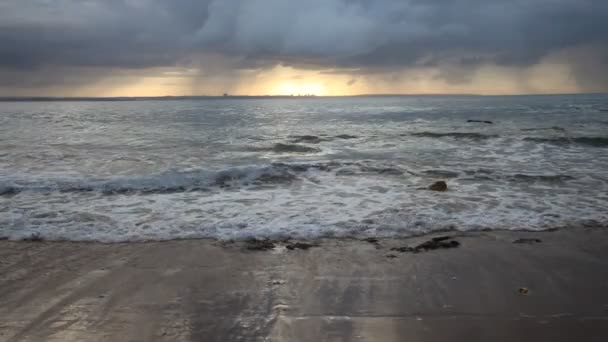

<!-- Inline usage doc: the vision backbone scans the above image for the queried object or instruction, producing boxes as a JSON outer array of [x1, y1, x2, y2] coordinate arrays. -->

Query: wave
[[273, 161, 408, 176], [335, 134, 359, 140], [0, 165, 300, 196], [0, 161, 411, 196], [341, 166, 404, 175], [290, 135, 324, 144], [411, 132, 497, 140], [461, 173, 575, 183], [423, 170, 460, 178], [289, 134, 359, 144], [246, 143, 321, 153], [520, 126, 566, 132], [524, 137, 608, 147], [244, 134, 607, 150], [508, 174, 575, 183], [2, 162, 580, 196]]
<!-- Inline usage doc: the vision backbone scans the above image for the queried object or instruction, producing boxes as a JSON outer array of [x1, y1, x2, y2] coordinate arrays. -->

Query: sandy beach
[[1, 228, 608, 341]]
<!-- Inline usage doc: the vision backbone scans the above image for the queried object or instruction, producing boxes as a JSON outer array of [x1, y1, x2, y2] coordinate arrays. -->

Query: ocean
[[1, 95, 607, 242]]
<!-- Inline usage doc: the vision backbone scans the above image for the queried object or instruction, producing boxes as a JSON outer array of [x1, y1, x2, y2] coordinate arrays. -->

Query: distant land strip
[[1, 93, 605, 102]]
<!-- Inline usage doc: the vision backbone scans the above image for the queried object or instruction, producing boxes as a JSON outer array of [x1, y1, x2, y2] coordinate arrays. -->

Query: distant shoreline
[[1, 93, 606, 102]]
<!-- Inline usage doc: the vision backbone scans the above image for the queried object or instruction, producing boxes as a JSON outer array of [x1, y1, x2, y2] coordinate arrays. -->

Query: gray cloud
[[1, 0, 607, 91]]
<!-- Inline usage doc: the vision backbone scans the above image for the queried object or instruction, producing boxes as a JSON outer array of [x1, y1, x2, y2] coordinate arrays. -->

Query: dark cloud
[[0, 0, 607, 91]]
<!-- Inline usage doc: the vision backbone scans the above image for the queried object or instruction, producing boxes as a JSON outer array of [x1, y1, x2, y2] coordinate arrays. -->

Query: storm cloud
[[1, 0, 607, 94]]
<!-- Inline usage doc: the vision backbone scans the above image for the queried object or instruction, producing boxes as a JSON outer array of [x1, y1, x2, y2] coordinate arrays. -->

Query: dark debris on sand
[[245, 239, 318, 251], [245, 239, 276, 251], [513, 238, 542, 244], [391, 236, 460, 254], [285, 242, 317, 250], [22, 232, 45, 242], [364, 237, 379, 244]]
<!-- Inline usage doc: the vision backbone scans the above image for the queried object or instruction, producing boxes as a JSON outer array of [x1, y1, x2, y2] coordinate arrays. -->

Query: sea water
[[1, 95, 607, 241]]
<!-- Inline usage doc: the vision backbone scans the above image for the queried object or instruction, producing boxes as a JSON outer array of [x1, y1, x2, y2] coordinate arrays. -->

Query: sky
[[1, 0, 607, 96]]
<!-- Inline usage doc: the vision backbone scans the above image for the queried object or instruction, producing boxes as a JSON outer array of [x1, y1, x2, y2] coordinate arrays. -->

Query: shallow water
[[1, 95, 608, 241]]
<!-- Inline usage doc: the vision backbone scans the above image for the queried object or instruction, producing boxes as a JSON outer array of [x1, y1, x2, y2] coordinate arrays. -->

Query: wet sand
[[1, 228, 608, 341]]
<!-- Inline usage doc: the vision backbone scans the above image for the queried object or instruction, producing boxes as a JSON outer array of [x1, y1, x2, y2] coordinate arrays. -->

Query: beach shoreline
[[1, 227, 608, 341]]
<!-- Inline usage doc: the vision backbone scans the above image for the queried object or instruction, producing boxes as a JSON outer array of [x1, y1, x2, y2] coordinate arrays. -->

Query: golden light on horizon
[[274, 81, 328, 96], [241, 65, 351, 96], [7, 51, 586, 98]]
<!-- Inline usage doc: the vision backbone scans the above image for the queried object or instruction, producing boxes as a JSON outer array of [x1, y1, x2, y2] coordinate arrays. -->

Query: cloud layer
[[1, 0, 607, 94]]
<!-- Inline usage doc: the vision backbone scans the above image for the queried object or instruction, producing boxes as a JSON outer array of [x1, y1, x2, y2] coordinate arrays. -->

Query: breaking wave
[[0, 165, 299, 195], [1, 161, 581, 197], [0, 161, 412, 196]]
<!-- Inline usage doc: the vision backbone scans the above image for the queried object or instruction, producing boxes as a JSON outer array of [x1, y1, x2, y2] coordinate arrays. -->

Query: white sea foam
[[2, 96, 608, 242], [1, 160, 607, 242]]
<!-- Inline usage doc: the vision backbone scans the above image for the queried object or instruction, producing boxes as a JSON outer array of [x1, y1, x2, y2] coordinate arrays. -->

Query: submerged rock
[[429, 181, 448, 192]]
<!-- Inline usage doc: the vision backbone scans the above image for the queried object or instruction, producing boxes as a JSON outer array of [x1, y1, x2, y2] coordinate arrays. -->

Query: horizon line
[[1, 92, 606, 102]]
